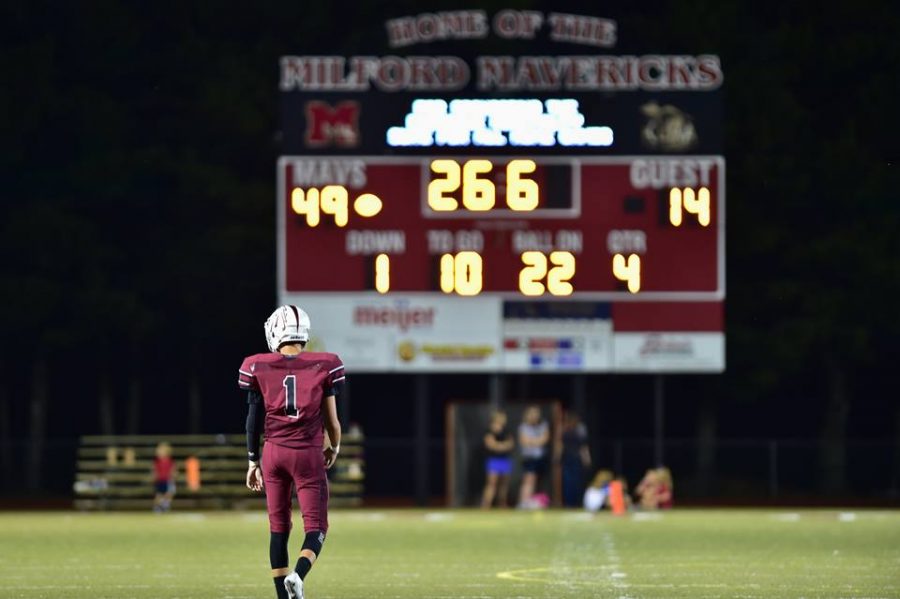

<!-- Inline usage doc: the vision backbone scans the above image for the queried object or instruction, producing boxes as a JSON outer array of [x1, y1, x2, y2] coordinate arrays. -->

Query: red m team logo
[[305, 101, 360, 147]]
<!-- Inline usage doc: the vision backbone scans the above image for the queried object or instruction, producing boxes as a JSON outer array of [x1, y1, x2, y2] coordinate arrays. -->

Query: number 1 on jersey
[[283, 375, 299, 418]]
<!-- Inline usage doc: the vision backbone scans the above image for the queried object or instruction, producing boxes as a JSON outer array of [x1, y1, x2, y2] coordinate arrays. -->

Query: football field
[[1, 509, 898, 598]]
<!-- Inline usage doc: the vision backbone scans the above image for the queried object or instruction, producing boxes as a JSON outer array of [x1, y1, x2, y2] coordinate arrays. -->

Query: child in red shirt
[[153, 442, 176, 513]]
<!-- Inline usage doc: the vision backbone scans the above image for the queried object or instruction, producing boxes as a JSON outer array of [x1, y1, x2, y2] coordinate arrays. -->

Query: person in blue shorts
[[481, 410, 515, 508]]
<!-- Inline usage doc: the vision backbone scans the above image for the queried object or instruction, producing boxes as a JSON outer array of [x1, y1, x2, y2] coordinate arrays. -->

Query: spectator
[[635, 468, 657, 509], [153, 442, 176, 513], [583, 469, 614, 512], [558, 411, 592, 507], [480, 410, 514, 508], [656, 466, 674, 509], [635, 466, 674, 510], [517, 405, 550, 508]]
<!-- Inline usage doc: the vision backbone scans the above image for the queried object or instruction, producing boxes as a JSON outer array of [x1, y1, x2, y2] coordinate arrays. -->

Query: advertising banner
[[288, 294, 503, 372], [613, 332, 725, 372]]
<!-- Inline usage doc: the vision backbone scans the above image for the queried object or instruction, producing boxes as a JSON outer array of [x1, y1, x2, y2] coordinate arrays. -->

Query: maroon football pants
[[262, 441, 329, 533]]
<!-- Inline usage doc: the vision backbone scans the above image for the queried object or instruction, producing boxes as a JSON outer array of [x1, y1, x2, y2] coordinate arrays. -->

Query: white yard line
[[241, 513, 268, 522], [495, 525, 633, 598], [631, 511, 663, 522], [424, 512, 455, 522], [173, 513, 207, 522], [600, 530, 632, 599], [771, 512, 801, 522]]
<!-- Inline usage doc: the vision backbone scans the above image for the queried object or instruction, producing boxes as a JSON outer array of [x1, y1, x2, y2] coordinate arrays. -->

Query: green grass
[[0, 509, 898, 598]]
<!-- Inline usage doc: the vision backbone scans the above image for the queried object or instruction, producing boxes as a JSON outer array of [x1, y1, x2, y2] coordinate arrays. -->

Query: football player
[[240, 305, 344, 599]]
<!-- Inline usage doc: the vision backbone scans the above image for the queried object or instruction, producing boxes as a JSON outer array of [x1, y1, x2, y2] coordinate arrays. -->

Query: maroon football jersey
[[238, 352, 345, 449]]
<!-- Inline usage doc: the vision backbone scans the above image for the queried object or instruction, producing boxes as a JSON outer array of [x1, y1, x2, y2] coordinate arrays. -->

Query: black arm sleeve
[[324, 378, 345, 399], [246, 391, 262, 462]]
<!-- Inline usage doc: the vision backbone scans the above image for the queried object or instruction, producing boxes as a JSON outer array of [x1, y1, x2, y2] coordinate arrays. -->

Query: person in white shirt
[[517, 405, 549, 508]]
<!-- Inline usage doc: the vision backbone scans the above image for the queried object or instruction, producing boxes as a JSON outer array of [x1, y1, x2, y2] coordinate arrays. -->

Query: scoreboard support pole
[[489, 373, 505, 409], [572, 375, 586, 418], [414, 374, 429, 507], [654, 376, 665, 466]]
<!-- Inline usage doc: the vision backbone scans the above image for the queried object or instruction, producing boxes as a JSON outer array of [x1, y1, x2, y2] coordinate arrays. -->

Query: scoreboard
[[277, 9, 725, 373], [278, 154, 724, 372], [280, 156, 723, 297]]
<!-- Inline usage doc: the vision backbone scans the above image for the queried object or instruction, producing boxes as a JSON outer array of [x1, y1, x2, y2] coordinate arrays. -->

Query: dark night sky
[[2, 0, 899, 497]]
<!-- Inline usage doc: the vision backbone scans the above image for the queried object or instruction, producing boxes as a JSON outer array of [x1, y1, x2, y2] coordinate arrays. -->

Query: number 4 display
[[612, 253, 641, 293]]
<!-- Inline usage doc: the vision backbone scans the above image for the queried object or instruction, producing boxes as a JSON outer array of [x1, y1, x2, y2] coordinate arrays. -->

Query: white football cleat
[[284, 571, 304, 599]]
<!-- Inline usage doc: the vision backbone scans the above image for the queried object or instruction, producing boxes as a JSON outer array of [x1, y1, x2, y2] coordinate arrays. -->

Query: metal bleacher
[[74, 433, 365, 510]]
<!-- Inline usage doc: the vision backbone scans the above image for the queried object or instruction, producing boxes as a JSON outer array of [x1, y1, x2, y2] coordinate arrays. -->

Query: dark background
[[2, 0, 899, 502]]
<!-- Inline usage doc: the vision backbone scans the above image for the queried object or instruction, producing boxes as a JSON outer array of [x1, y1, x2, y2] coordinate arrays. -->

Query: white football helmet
[[264, 305, 311, 352]]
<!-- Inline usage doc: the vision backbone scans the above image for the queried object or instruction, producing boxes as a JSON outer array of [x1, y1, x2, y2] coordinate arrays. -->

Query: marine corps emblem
[[640, 102, 697, 152]]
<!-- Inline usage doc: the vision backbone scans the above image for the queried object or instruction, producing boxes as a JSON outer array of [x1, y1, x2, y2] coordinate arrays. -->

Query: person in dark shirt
[[558, 412, 592, 507], [241, 305, 344, 599], [480, 410, 515, 508]]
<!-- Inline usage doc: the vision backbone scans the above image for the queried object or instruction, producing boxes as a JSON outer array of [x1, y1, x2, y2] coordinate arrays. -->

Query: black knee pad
[[270, 531, 289, 569], [301, 530, 325, 557]]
